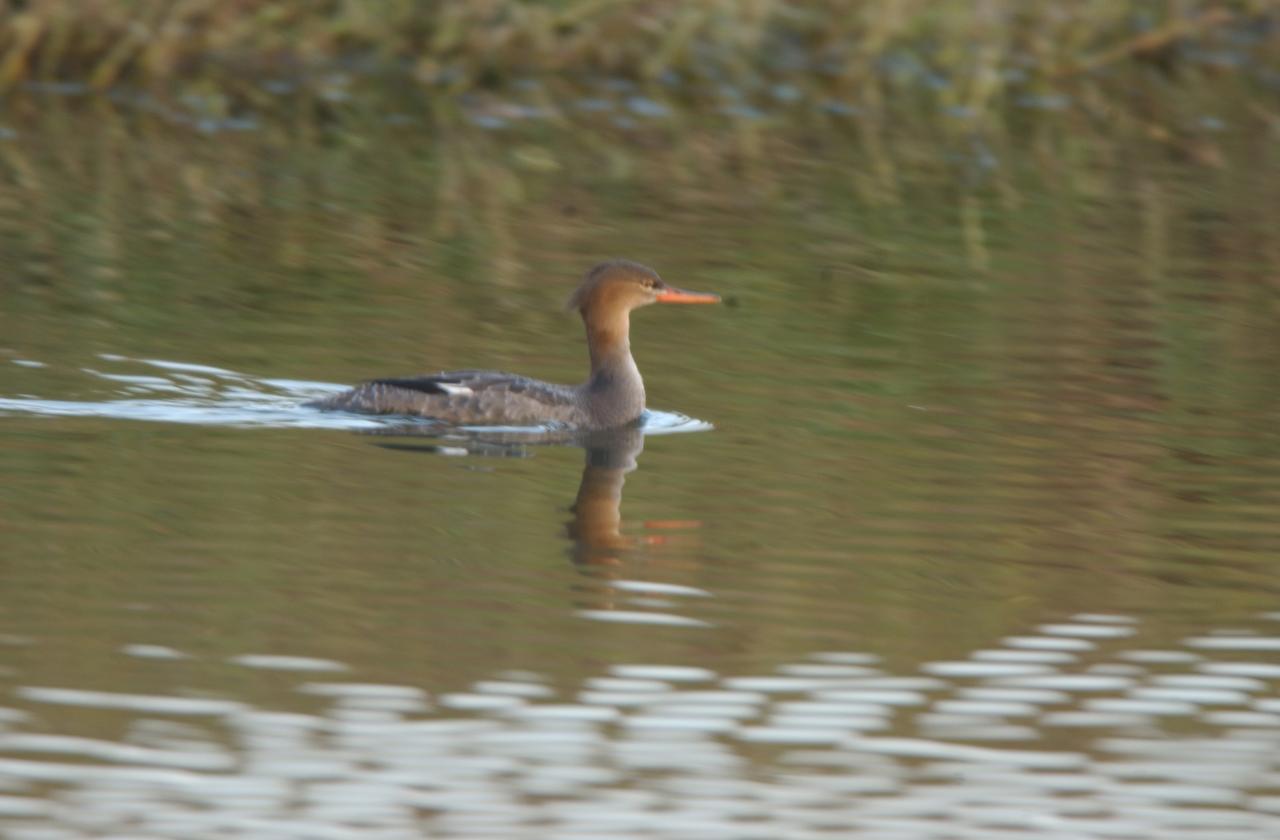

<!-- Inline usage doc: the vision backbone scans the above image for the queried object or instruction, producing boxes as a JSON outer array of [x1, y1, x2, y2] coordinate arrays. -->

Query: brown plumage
[[310, 260, 720, 429]]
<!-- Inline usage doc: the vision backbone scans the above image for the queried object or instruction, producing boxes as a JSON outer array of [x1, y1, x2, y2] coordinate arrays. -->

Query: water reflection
[[4, 87, 1280, 840], [4, 612, 1280, 838], [373, 421, 713, 625], [567, 426, 644, 567], [374, 423, 679, 570], [563, 426, 713, 626]]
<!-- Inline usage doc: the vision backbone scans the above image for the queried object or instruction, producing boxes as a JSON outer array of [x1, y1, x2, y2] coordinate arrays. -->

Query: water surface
[[1, 99, 1279, 838]]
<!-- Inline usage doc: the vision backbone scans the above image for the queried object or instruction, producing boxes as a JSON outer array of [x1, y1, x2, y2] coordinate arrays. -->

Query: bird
[[310, 260, 720, 429]]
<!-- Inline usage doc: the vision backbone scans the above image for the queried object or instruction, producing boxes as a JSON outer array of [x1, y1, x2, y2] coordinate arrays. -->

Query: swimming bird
[[311, 260, 720, 429]]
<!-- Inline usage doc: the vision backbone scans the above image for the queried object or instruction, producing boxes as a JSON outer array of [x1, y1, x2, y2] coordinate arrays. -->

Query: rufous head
[[566, 260, 720, 317]]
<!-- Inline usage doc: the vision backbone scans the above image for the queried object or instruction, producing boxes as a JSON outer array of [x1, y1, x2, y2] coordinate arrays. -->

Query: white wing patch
[[436, 382, 474, 397]]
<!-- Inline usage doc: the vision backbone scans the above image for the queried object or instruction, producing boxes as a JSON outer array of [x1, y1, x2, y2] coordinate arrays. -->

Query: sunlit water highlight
[[2, 614, 1278, 838]]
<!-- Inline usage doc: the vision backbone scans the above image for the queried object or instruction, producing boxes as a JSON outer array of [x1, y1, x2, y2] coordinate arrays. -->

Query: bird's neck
[[582, 309, 645, 421], [585, 309, 634, 375]]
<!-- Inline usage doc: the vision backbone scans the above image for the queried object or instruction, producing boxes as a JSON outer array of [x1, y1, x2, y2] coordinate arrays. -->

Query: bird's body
[[317, 371, 585, 426], [310, 260, 718, 429]]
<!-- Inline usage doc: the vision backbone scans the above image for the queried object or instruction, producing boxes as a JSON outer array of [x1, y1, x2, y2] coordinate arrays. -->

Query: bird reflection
[[566, 425, 646, 566], [372, 421, 691, 570]]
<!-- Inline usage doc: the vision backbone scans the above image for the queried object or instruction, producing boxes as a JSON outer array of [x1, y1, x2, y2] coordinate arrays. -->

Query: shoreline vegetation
[[0, 9, 1276, 364], [0, 2, 1274, 123], [0, 1, 1275, 260]]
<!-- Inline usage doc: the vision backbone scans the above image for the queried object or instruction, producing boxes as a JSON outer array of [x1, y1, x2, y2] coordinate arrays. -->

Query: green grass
[[0, 0, 1273, 106]]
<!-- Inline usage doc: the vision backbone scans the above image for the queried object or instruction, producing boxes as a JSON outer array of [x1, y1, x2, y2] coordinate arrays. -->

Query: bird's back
[[311, 370, 586, 426]]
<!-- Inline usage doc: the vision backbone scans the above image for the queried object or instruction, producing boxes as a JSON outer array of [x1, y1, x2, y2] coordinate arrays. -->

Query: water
[[1, 97, 1279, 838], [0, 354, 709, 437]]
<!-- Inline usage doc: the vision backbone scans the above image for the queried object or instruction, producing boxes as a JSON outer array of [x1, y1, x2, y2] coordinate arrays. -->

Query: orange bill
[[655, 286, 720, 304], [644, 519, 704, 530]]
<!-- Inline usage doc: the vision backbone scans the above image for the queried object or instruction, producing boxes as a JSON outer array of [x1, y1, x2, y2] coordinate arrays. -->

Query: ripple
[[990, 675, 1136, 692], [1118, 650, 1203, 664], [611, 580, 712, 598], [578, 690, 671, 708], [5, 622, 1280, 838], [438, 693, 526, 712], [646, 690, 764, 707], [1038, 623, 1137, 638], [972, 649, 1078, 664], [576, 610, 711, 627], [0, 356, 714, 437], [737, 726, 849, 744], [1204, 710, 1280, 727], [504, 704, 619, 723], [808, 652, 881, 665], [0, 734, 232, 771], [933, 700, 1039, 717], [776, 663, 880, 678], [625, 715, 739, 733], [647, 703, 759, 720], [812, 689, 927, 706], [0, 796, 49, 817], [1186, 636, 1280, 651], [773, 700, 891, 717], [1198, 662, 1280, 678], [769, 714, 888, 732], [1002, 636, 1097, 651], [229, 655, 349, 672], [120, 644, 188, 660], [1152, 674, 1265, 691], [298, 682, 429, 701], [16, 687, 243, 716], [1130, 686, 1251, 705], [721, 676, 831, 692], [923, 661, 1054, 678], [1083, 698, 1198, 716], [608, 666, 717, 683], [0, 708, 30, 725], [472, 680, 555, 699], [582, 677, 670, 692], [958, 687, 1070, 704], [639, 409, 715, 435], [1070, 614, 1139, 625], [298, 683, 430, 713]]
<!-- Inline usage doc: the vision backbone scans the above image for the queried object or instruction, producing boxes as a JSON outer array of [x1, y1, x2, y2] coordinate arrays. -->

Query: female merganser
[[312, 260, 719, 428]]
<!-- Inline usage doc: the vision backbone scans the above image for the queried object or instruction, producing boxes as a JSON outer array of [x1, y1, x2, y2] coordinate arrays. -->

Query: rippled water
[[3, 618, 1280, 838], [1, 99, 1279, 838], [0, 354, 709, 437]]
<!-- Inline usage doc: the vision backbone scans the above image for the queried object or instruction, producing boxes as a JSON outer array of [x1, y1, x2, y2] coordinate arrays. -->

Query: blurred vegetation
[[0, 1, 1275, 120]]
